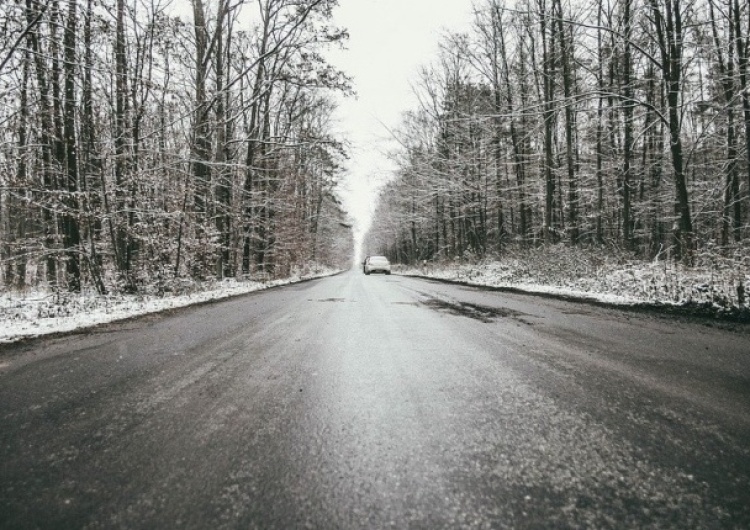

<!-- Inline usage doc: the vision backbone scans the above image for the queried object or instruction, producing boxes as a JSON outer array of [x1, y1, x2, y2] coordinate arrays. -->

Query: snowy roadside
[[0, 269, 341, 344], [396, 250, 750, 321]]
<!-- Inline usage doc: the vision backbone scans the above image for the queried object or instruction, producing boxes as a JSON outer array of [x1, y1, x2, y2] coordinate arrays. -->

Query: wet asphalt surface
[[1, 271, 750, 529]]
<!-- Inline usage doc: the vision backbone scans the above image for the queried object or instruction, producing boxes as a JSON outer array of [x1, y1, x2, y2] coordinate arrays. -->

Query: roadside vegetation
[[0, 0, 354, 297], [395, 244, 750, 320], [0, 265, 340, 343], [365, 0, 750, 318]]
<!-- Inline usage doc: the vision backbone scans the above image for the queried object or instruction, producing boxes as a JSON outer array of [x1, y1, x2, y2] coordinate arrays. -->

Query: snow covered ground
[[0, 268, 341, 344], [397, 245, 750, 320]]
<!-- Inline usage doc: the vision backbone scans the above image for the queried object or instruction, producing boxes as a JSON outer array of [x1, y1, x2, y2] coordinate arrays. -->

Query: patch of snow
[[0, 269, 340, 344], [397, 246, 750, 314]]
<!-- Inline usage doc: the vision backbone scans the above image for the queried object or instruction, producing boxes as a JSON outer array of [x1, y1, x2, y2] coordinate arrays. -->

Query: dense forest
[[0, 0, 354, 294], [365, 0, 750, 268]]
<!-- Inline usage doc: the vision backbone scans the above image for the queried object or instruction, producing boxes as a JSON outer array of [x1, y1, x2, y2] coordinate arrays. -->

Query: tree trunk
[[595, 0, 605, 244], [649, 0, 693, 261], [539, 0, 557, 243], [622, 0, 634, 247], [554, 0, 578, 243], [732, 0, 750, 208], [191, 0, 212, 279], [243, 1, 271, 275], [497, 5, 528, 245], [214, 0, 232, 278], [62, 0, 81, 291], [709, 0, 742, 246]]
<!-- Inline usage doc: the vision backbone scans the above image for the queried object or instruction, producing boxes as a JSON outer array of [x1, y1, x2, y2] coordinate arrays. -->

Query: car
[[364, 255, 391, 275]]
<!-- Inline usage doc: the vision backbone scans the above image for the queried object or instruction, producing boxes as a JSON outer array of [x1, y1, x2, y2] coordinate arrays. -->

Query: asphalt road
[[2, 271, 750, 529]]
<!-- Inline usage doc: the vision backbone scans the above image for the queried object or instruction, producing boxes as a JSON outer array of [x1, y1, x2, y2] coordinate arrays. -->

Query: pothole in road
[[421, 297, 528, 323]]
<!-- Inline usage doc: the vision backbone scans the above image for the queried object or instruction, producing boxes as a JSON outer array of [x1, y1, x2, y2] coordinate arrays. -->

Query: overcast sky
[[327, 0, 476, 251]]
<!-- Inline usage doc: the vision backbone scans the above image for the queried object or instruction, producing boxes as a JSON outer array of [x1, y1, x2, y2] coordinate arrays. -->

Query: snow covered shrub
[[400, 243, 750, 315]]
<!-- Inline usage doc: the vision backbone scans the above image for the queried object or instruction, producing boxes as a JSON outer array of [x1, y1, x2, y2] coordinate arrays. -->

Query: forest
[[365, 0, 750, 273], [0, 0, 354, 295]]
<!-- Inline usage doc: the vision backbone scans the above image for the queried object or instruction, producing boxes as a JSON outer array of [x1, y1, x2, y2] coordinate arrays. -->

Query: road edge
[[396, 272, 750, 325], [0, 271, 346, 351]]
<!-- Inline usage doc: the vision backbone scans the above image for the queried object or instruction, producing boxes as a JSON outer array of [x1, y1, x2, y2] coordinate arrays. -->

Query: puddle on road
[[421, 296, 529, 324], [316, 298, 348, 303]]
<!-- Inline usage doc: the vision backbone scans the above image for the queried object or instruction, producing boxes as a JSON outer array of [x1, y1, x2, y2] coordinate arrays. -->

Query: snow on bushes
[[399, 244, 750, 319]]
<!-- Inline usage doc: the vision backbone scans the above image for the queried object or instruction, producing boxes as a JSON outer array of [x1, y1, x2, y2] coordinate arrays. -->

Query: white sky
[[170, 0, 476, 259], [326, 0, 476, 253]]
